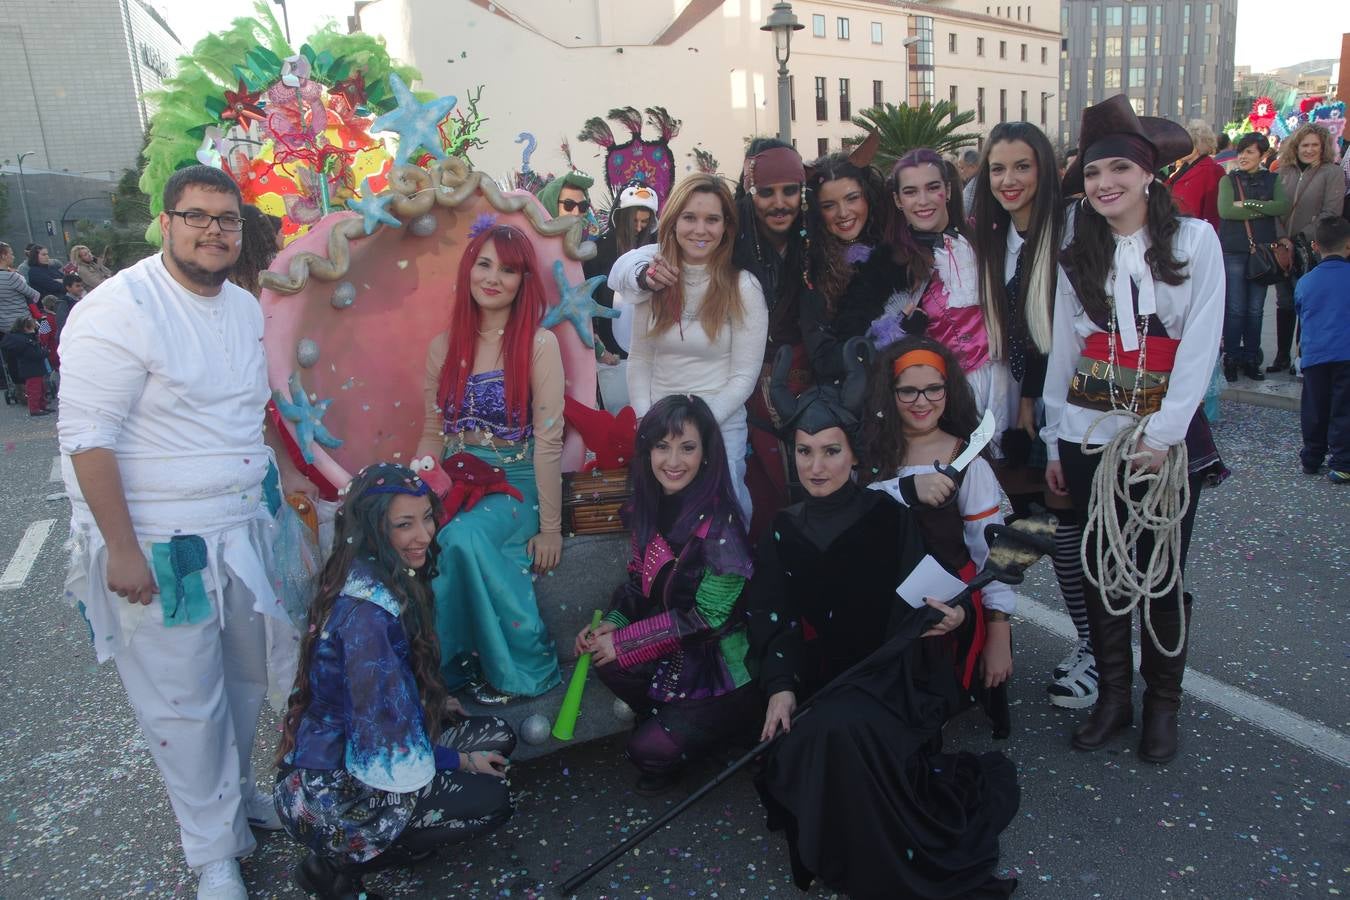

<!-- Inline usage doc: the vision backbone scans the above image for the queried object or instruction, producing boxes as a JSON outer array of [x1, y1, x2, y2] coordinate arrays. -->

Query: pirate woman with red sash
[[861, 335, 1016, 739], [1043, 95, 1226, 765], [747, 339, 1019, 900]]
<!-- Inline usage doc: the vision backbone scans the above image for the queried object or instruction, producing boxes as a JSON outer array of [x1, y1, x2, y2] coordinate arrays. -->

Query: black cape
[[746, 488, 1019, 899]]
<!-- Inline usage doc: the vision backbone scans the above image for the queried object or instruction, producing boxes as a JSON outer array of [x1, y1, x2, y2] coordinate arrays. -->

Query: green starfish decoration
[[273, 372, 343, 463], [541, 260, 617, 349]]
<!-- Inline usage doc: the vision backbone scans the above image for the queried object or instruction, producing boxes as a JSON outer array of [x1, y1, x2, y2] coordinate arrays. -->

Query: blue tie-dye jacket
[[286, 561, 436, 793]]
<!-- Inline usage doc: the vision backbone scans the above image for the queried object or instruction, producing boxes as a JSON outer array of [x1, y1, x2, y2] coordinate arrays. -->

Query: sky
[[162, 0, 1347, 75]]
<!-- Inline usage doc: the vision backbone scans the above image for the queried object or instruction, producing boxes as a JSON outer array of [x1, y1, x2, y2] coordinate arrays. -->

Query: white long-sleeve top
[[57, 253, 273, 530], [1041, 218, 1224, 460], [57, 254, 280, 660], [869, 458, 1015, 614], [609, 243, 768, 424]]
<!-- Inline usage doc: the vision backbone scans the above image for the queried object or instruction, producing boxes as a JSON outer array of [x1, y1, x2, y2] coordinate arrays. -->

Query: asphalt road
[[1, 399, 1346, 899]]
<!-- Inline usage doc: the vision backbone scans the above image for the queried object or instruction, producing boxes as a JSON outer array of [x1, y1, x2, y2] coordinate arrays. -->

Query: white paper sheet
[[895, 554, 969, 609]]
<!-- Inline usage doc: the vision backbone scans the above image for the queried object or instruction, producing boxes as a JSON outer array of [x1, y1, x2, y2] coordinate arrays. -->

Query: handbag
[[1233, 175, 1287, 286]]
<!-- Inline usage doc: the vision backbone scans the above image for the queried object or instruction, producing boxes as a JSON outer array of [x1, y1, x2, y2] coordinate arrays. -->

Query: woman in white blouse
[[1042, 95, 1225, 767], [610, 174, 769, 520]]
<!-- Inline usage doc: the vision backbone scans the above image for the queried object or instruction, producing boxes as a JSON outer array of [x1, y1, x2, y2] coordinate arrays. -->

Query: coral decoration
[[439, 452, 525, 522], [140, 1, 483, 248], [1299, 96, 1323, 116], [1250, 97, 1276, 132], [563, 397, 638, 473]]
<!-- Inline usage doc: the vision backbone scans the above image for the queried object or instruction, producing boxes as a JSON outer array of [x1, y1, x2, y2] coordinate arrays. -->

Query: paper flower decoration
[[222, 80, 266, 125]]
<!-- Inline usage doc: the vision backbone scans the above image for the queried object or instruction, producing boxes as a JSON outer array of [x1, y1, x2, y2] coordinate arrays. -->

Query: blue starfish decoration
[[370, 73, 457, 164], [541, 260, 617, 349], [347, 177, 403, 235], [273, 373, 344, 464]]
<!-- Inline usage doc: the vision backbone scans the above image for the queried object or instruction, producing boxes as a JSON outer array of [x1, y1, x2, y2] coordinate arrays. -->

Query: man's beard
[[168, 243, 232, 289]]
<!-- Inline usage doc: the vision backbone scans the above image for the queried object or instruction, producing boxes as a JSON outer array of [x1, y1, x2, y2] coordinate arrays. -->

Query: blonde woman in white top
[[610, 173, 769, 521]]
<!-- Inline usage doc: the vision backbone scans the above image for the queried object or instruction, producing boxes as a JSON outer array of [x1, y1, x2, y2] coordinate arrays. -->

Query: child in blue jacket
[[1294, 216, 1350, 483]]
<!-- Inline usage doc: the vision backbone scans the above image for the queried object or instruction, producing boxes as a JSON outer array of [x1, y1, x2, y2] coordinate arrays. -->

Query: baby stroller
[[1, 347, 21, 406]]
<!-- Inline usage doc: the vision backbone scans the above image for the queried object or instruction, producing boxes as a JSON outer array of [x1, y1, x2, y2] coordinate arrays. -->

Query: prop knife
[[936, 409, 996, 481]]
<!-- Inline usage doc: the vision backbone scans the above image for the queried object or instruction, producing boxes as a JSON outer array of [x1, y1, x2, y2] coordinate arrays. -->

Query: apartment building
[[1058, 0, 1237, 146]]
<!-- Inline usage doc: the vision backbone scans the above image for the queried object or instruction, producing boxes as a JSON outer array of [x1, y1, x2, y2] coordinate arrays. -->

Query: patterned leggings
[[395, 715, 516, 855]]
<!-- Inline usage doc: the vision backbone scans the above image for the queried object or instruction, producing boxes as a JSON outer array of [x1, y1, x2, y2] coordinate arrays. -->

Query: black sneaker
[[635, 770, 682, 796], [1266, 357, 1290, 373], [1302, 461, 1321, 475], [1223, 359, 1239, 382], [1243, 363, 1266, 382]]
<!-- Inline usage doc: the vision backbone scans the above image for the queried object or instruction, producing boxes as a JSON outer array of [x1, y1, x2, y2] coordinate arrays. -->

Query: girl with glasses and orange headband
[[862, 336, 1016, 734]]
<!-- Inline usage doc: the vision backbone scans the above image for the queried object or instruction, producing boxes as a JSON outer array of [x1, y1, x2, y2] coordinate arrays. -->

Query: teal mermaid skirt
[[431, 443, 562, 697]]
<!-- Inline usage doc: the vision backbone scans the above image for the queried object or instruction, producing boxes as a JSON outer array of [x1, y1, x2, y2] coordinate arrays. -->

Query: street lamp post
[[15, 151, 36, 245], [761, 2, 804, 143]]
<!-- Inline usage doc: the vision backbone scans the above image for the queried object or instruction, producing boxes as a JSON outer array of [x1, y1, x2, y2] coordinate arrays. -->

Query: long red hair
[[437, 225, 547, 431]]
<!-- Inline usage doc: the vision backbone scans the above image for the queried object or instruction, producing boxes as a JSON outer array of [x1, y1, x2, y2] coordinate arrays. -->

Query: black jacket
[[1, 330, 49, 380]]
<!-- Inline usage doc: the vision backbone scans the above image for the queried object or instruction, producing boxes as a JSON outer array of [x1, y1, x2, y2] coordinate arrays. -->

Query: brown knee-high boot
[[1138, 593, 1191, 764], [1071, 590, 1135, 751]]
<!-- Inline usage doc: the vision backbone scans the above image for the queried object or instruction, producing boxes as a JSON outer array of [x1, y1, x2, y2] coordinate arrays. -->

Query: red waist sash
[[1082, 332, 1180, 372]]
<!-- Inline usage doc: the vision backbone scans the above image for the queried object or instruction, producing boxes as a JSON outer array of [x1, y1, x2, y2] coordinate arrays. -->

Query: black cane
[[557, 517, 1055, 896]]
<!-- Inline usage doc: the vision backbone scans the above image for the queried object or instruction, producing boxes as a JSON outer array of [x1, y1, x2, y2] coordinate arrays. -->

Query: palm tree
[[852, 101, 981, 169]]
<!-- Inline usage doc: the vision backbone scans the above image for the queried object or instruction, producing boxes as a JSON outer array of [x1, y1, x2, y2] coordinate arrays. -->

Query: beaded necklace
[[1104, 270, 1149, 414]]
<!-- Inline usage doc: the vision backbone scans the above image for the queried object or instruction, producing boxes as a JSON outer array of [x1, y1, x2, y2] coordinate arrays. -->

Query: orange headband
[[892, 349, 948, 378]]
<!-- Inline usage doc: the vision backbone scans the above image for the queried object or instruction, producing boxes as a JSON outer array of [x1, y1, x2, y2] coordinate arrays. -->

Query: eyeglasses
[[559, 199, 591, 213], [165, 210, 245, 232], [894, 384, 947, 404]]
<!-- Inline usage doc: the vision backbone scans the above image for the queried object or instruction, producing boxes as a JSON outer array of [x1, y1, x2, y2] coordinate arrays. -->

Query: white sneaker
[[197, 859, 248, 900], [1048, 648, 1099, 709], [244, 788, 283, 832], [1052, 638, 1091, 680]]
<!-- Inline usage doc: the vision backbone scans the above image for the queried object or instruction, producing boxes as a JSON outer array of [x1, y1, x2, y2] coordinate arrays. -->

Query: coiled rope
[[1080, 412, 1189, 657]]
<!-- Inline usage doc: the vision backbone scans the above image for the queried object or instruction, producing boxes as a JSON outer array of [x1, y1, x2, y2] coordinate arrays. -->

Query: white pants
[[967, 360, 1016, 459], [112, 567, 268, 869], [720, 409, 753, 524]]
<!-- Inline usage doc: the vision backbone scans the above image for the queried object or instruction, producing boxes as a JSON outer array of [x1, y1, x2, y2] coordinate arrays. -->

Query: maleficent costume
[[746, 340, 1020, 899]]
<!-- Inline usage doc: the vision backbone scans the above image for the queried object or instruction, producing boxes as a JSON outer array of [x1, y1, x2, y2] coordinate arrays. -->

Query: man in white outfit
[[58, 166, 283, 900]]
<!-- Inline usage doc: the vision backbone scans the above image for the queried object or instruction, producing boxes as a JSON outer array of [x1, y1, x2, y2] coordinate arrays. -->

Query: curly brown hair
[[861, 335, 982, 482], [276, 464, 448, 765]]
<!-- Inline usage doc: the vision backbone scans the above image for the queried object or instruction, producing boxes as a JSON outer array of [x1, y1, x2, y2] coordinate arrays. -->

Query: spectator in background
[[57, 273, 85, 332], [67, 245, 113, 289], [25, 246, 66, 298], [1167, 121, 1224, 231], [1270, 124, 1344, 374], [1214, 132, 1236, 171], [1217, 133, 1289, 382], [15, 243, 38, 278], [1294, 216, 1350, 483], [0, 242, 40, 339], [229, 206, 281, 298], [957, 148, 981, 216], [0, 316, 52, 416]]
